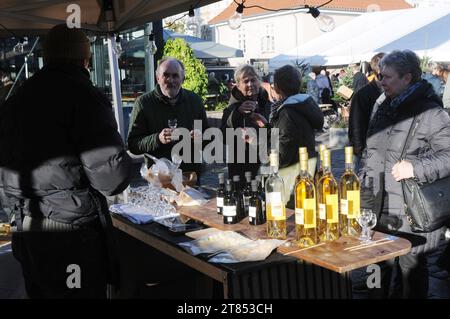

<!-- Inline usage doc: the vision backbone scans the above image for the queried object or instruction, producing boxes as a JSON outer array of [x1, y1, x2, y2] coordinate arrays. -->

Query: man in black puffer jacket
[[0, 25, 132, 298]]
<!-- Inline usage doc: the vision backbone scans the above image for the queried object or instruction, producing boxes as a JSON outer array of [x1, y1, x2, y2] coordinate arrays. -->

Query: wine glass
[[168, 118, 178, 129], [357, 209, 377, 243]]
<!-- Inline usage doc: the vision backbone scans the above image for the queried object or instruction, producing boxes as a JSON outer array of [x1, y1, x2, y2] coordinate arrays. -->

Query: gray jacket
[[360, 81, 450, 249]]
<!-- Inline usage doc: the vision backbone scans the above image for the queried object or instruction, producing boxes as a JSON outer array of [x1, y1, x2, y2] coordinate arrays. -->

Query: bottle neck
[[323, 164, 332, 175], [345, 162, 354, 172], [271, 165, 279, 174]]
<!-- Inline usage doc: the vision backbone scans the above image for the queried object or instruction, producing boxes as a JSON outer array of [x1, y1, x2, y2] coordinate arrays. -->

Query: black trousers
[[352, 250, 432, 299], [12, 228, 108, 299]]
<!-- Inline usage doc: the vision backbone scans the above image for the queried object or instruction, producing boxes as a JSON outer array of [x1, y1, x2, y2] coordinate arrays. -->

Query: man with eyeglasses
[[127, 57, 208, 178], [348, 53, 386, 164]]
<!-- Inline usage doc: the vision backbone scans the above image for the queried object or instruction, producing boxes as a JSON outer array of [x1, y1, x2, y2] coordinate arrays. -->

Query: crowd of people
[[0, 24, 449, 299]]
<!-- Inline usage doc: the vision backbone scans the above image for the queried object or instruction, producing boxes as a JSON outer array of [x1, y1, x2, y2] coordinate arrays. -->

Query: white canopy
[[269, 6, 450, 70]]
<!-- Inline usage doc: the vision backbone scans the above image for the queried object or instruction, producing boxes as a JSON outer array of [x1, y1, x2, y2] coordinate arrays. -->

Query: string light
[[228, 0, 335, 32], [186, 6, 199, 34], [146, 32, 158, 55]]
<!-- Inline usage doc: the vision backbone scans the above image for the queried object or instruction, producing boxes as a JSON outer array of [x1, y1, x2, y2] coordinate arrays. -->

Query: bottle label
[[217, 197, 224, 208], [249, 206, 257, 218], [319, 204, 326, 220], [340, 199, 348, 215], [223, 205, 236, 217], [244, 196, 250, 208], [267, 192, 283, 219], [347, 190, 360, 218], [227, 217, 234, 223], [295, 208, 304, 225], [326, 194, 339, 223], [304, 198, 316, 228]]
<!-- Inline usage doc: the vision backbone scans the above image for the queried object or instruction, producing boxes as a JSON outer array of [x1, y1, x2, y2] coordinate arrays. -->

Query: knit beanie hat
[[43, 24, 91, 61]]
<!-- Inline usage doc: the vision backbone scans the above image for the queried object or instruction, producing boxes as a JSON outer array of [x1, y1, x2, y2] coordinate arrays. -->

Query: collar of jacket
[[270, 93, 310, 118], [229, 85, 269, 107], [154, 84, 185, 106], [42, 63, 91, 82], [385, 80, 442, 116]]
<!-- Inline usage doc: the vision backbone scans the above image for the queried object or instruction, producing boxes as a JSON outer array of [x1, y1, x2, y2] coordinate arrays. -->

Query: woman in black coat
[[355, 50, 450, 299]]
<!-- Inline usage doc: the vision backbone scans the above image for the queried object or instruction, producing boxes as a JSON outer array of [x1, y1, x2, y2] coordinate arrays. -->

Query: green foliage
[[162, 38, 208, 101], [332, 66, 353, 105], [213, 101, 228, 111], [330, 116, 348, 128], [420, 55, 432, 72]]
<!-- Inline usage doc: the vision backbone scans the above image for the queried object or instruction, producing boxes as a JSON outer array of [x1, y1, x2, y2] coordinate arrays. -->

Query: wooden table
[[179, 199, 411, 273], [111, 199, 411, 298]]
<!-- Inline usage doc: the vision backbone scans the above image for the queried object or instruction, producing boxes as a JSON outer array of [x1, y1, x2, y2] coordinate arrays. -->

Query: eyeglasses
[[376, 73, 384, 81]]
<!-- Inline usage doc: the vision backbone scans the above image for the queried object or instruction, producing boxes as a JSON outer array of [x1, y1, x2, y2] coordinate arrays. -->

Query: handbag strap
[[400, 115, 420, 161]]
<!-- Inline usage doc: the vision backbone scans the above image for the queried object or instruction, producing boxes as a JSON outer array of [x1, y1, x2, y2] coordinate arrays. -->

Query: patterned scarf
[[269, 97, 287, 122], [389, 81, 423, 110]]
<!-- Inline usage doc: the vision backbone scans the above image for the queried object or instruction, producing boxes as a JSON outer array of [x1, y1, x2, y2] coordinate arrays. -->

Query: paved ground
[[1, 131, 449, 299]]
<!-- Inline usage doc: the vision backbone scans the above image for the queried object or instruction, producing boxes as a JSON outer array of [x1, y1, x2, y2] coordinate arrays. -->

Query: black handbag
[[401, 116, 450, 233]]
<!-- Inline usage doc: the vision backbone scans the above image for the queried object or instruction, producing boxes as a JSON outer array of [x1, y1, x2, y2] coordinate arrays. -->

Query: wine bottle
[[249, 180, 266, 225], [294, 148, 317, 247], [255, 175, 266, 217], [223, 180, 238, 224], [339, 146, 361, 236], [232, 175, 245, 221], [265, 150, 287, 239], [317, 149, 339, 242], [243, 171, 253, 216], [216, 173, 225, 215]]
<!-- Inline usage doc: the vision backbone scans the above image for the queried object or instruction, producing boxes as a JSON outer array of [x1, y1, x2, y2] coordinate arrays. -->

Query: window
[[261, 23, 275, 53]]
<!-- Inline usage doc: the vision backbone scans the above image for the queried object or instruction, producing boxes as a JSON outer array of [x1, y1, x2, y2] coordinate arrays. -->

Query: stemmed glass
[[168, 118, 178, 129], [357, 209, 377, 243], [168, 118, 178, 141]]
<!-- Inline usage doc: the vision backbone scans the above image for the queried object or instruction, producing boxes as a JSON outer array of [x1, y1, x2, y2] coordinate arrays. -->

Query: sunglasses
[[376, 73, 384, 81]]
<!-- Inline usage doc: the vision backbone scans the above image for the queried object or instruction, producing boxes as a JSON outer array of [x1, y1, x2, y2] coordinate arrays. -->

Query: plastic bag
[[178, 231, 252, 255], [176, 186, 209, 206], [208, 239, 285, 263], [141, 154, 184, 192]]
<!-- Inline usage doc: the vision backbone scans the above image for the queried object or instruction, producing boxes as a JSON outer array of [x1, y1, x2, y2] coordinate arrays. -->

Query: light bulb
[[228, 2, 244, 30], [13, 41, 24, 54], [87, 35, 97, 43], [186, 6, 199, 34], [316, 14, 335, 32], [146, 34, 158, 55], [307, 7, 335, 33], [113, 35, 123, 56]]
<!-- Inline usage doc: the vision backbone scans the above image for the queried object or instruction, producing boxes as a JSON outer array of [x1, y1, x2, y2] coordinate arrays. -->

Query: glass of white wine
[[168, 118, 177, 129], [357, 209, 377, 243]]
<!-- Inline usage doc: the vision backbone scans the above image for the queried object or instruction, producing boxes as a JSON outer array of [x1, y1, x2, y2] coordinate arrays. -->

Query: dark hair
[[370, 52, 386, 75], [274, 65, 302, 97], [380, 50, 422, 83]]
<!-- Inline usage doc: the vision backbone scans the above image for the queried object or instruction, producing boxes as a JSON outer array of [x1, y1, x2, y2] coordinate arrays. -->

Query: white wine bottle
[[294, 148, 317, 247], [317, 149, 339, 242], [314, 144, 327, 186], [265, 150, 287, 239], [339, 146, 361, 236]]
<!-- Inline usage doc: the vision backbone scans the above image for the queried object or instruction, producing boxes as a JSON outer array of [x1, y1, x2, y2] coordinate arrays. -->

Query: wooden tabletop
[[0, 234, 12, 247], [179, 198, 411, 273], [278, 232, 411, 273]]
